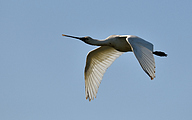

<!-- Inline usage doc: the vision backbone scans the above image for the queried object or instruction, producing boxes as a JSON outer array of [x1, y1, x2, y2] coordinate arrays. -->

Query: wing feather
[[127, 37, 156, 80], [85, 46, 124, 101]]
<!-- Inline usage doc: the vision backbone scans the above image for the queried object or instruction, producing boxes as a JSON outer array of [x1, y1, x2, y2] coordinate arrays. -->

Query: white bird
[[62, 34, 167, 101]]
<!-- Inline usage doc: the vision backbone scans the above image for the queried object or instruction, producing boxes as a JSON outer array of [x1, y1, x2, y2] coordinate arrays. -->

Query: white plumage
[[85, 46, 124, 100], [62, 34, 167, 101]]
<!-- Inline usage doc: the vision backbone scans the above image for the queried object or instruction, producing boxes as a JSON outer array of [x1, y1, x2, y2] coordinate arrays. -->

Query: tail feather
[[153, 51, 167, 57]]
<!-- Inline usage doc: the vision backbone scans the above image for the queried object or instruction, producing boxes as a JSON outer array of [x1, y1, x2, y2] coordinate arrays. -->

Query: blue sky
[[1, 0, 192, 120]]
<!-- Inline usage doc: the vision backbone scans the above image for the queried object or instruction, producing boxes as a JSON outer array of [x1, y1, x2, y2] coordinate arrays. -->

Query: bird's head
[[62, 34, 92, 44], [80, 36, 92, 42]]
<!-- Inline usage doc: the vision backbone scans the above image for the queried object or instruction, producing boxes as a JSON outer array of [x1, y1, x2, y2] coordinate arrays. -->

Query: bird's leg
[[153, 51, 167, 57]]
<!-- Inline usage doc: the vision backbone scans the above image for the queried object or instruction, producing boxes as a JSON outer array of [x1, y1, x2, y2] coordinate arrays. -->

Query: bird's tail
[[153, 51, 167, 57]]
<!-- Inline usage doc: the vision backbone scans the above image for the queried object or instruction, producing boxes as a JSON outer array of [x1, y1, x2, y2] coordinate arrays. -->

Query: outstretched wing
[[127, 37, 156, 80], [85, 46, 124, 101]]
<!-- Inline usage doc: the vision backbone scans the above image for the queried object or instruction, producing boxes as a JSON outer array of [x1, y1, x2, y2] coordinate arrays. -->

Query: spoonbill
[[62, 34, 167, 101]]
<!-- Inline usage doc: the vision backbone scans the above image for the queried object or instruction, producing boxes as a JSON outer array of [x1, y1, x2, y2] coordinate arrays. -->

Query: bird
[[62, 34, 167, 101]]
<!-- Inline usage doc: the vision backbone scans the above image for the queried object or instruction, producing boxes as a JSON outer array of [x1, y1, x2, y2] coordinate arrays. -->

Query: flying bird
[[62, 34, 167, 101]]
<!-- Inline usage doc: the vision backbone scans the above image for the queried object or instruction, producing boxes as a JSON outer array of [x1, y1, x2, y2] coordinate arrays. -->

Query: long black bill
[[62, 34, 85, 41]]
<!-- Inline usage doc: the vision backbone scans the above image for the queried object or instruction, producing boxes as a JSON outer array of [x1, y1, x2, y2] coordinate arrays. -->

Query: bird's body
[[62, 34, 167, 101], [105, 35, 132, 52]]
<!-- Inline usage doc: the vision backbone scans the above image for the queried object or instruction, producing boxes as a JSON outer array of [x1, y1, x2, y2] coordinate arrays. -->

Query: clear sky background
[[1, 0, 192, 120]]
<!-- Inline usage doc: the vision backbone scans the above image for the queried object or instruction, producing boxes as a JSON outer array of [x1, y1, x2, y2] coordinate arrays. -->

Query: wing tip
[[150, 75, 155, 80], [86, 96, 91, 102], [86, 94, 97, 102]]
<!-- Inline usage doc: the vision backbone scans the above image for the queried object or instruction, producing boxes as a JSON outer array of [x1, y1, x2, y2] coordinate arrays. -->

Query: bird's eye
[[79, 37, 88, 41]]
